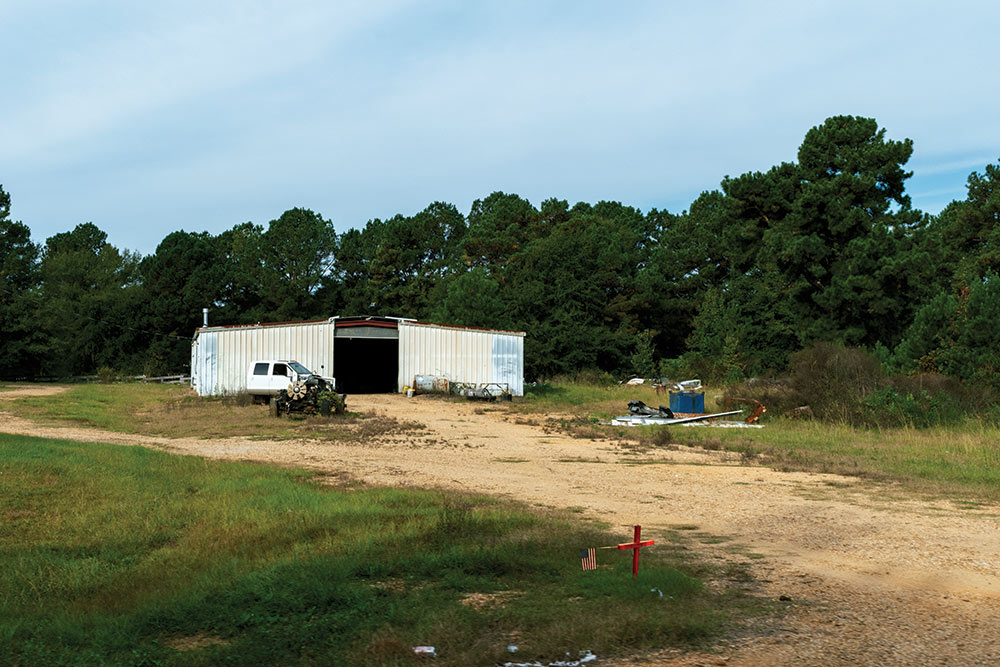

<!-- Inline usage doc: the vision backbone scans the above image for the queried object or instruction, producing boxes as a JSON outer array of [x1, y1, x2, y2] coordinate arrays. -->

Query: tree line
[[1, 115, 998, 389]]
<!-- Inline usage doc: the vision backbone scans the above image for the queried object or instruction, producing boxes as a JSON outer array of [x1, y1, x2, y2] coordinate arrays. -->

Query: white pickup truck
[[246, 360, 335, 397]]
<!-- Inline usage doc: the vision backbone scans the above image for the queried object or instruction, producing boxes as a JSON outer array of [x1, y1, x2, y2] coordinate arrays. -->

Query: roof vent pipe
[[203, 308, 209, 327]]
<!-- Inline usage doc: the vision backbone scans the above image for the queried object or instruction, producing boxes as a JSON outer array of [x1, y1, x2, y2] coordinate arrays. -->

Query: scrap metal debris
[[413, 374, 450, 394], [679, 420, 765, 429], [724, 397, 768, 424], [405, 376, 513, 402], [654, 378, 703, 395], [609, 400, 743, 426], [502, 650, 597, 667], [628, 400, 675, 418], [452, 382, 512, 401]]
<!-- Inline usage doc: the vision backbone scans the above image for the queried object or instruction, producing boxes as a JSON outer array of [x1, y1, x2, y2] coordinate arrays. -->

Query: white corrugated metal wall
[[397, 321, 524, 395], [190, 320, 336, 396], [191, 318, 524, 396]]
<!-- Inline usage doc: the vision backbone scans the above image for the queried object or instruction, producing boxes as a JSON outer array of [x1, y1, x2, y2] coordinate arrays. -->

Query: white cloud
[[0, 1, 412, 162], [3, 0, 1000, 250]]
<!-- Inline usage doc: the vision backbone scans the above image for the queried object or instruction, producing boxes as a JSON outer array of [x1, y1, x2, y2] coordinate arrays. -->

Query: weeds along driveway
[[2, 389, 1000, 665]]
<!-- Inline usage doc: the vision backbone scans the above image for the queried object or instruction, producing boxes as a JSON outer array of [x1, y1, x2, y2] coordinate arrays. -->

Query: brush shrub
[[96, 366, 123, 383], [563, 369, 619, 386], [788, 343, 882, 422], [723, 377, 805, 419], [724, 342, 995, 428], [861, 387, 949, 428], [316, 390, 345, 415]]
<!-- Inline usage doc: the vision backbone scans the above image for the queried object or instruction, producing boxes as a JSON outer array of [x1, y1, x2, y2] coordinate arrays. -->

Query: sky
[[2, 0, 999, 255]]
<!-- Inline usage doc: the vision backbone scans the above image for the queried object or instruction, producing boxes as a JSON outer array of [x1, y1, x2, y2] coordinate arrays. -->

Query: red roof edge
[[335, 319, 398, 329], [195, 315, 524, 336]]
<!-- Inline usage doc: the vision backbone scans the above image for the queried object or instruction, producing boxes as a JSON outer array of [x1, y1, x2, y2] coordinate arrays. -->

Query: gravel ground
[[2, 388, 998, 665]]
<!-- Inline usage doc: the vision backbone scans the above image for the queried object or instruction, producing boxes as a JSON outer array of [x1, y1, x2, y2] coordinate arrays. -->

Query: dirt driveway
[[2, 389, 999, 665]]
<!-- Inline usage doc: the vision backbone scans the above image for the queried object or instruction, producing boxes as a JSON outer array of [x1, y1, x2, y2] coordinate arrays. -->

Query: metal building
[[190, 316, 525, 396]]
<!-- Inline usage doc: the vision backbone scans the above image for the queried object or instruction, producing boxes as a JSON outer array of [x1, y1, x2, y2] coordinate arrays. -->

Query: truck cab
[[246, 360, 334, 396]]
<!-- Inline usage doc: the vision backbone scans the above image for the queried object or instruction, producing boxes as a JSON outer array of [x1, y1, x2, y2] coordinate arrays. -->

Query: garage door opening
[[334, 337, 399, 393]]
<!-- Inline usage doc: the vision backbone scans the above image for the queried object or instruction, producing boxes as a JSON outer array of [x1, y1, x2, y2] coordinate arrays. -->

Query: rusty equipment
[[724, 397, 767, 424], [270, 376, 346, 417]]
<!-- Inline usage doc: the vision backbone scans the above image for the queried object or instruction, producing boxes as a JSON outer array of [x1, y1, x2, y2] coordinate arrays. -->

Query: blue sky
[[2, 0, 998, 254]]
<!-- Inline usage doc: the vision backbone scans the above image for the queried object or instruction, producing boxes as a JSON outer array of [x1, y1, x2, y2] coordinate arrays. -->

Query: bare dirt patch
[[0, 384, 68, 400], [2, 391, 999, 665], [459, 590, 523, 611], [163, 633, 229, 651]]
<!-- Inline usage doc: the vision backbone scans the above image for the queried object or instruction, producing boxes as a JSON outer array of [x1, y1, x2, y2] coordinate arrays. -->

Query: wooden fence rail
[[6, 375, 191, 384]]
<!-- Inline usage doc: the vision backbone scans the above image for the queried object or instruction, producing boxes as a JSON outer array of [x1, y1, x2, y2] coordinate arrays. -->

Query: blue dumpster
[[669, 391, 705, 414]]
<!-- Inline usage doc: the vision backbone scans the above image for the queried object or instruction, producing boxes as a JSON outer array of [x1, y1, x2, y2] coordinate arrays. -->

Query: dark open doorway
[[334, 337, 399, 393]]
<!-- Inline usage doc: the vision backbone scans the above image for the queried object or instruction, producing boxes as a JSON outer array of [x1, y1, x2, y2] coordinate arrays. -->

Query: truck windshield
[[288, 362, 312, 375]]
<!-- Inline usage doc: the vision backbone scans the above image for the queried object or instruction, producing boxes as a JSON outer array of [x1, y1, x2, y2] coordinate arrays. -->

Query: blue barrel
[[669, 391, 705, 414]]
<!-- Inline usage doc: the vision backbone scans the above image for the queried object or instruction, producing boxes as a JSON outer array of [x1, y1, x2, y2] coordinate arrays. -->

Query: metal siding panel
[[515, 335, 524, 395], [192, 321, 336, 396], [205, 332, 218, 395], [395, 322, 523, 395], [480, 331, 490, 384], [396, 325, 406, 391], [406, 323, 418, 391], [194, 336, 203, 395], [400, 323, 409, 390], [490, 332, 524, 395], [192, 338, 201, 394], [191, 339, 201, 394], [411, 324, 421, 384], [409, 324, 418, 389], [190, 340, 198, 393], [217, 331, 227, 393], [399, 324, 409, 391]]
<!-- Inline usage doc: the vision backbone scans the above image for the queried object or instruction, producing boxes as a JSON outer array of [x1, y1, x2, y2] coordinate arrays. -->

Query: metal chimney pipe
[[202, 308, 209, 327]]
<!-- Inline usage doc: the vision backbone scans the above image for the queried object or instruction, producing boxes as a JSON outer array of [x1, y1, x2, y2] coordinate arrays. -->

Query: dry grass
[[528, 414, 676, 453], [147, 405, 430, 444], [145, 400, 428, 443], [515, 379, 1000, 501], [517, 381, 676, 419], [675, 420, 1000, 501]]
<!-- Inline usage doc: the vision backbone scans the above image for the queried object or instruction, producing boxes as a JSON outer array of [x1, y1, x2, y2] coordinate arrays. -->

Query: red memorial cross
[[617, 525, 654, 578]]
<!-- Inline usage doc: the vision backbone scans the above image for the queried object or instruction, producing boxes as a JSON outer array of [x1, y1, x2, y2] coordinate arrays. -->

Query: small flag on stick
[[580, 547, 597, 571]]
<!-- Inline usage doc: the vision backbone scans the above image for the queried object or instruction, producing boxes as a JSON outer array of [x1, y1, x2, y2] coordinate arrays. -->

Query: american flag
[[580, 547, 597, 571]]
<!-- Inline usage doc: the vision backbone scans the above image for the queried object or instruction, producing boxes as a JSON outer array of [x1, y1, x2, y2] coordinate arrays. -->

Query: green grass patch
[[520, 380, 670, 420], [0, 434, 757, 665], [2, 384, 425, 442], [4, 383, 182, 432]]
